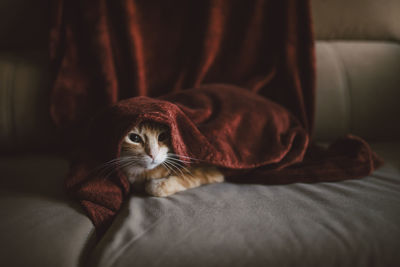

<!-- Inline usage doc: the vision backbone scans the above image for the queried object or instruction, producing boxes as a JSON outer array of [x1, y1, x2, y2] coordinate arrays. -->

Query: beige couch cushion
[[89, 143, 400, 267], [0, 156, 94, 267], [0, 147, 398, 267]]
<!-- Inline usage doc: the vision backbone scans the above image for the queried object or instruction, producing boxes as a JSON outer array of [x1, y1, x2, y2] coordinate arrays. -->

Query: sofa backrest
[[312, 0, 400, 42], [0, 0, 399, 153], [0, 0, 52, 152], [312, 0, 400, 142]]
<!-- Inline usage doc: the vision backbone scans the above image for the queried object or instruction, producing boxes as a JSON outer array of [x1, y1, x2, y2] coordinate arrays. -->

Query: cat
[[119, 121, 224, 197]]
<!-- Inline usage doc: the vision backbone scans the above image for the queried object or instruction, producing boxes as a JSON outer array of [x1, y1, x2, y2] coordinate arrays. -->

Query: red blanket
[[51, 0, 381, 234]]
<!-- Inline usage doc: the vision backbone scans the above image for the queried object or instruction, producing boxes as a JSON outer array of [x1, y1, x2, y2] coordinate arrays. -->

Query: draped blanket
[[51, 0, 381, 234]]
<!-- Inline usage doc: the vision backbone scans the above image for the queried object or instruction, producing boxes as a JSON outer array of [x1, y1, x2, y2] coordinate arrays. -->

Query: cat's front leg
[[145, 167, 224, 197], [145, 177, 187, 197]]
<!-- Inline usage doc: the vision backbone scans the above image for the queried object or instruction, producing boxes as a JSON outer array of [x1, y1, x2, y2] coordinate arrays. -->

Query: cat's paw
[[145, 178, 172, 197]]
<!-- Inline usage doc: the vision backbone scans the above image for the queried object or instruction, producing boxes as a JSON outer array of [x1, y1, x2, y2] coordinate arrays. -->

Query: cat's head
[[120, 122, 171, 174]]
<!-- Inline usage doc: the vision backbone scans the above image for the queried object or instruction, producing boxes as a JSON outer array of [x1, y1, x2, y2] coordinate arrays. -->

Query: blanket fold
[[51, 0, 381, 234]]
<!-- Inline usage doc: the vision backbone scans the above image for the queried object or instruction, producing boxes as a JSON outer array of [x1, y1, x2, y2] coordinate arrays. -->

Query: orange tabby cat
[[119, 121, 224, 197]]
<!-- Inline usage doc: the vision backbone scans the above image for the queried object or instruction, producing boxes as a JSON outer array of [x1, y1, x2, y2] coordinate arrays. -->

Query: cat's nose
[[147, 149, 158, 162]]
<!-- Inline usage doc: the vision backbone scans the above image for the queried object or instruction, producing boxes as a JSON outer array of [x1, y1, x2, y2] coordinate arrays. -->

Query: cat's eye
[[158, 132, 168, 142], [128, 133, 142, 143]]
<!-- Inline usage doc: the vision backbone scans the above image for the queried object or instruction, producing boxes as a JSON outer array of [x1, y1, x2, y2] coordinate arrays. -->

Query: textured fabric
[[67, 84, 381, 233], [0, 156, 94, 267], [51, 1, 384, 234], [52, 0, 318, 233], [1, 0, 400, 151], [311, 0, 400, 41], [2, 41, 400, 152], [67, 84, 308, 232], [2, 0, 400, 50], [314, 41, 400, 141], [50, 0, 315, 137], [88, 143, 400, 267]]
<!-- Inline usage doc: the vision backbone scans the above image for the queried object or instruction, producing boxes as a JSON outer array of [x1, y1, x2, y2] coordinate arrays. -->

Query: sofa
[[0, 0, 399, 266]]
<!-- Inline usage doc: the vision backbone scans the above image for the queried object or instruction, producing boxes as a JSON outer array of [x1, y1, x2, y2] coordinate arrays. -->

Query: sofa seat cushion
[[89, 143, 400, 267], [0, 157, 94, 267], [0, 145, 398, 267]]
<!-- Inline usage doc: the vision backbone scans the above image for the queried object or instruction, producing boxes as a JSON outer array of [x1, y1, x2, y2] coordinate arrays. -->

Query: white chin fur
[[146, 161, 163, 170], [146, 154, 166, 170]]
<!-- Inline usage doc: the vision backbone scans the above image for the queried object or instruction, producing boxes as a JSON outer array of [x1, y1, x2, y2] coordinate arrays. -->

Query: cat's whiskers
[[92, 157, 130, 176], [167, 152, 202, 162], [166, 160, 190, 174], [166, 153, 197, 176], [116, 158, 141, 170], [98, 163, 127, 178], [162, 161, 179, 176], [108, 159, 143, 178], [166, 156, 192, 170], [93, 156, 142, 178], [164, 158, 194, 178], [163, 160, 185, 177], [161, 162, 174, 176], [166, 157, 191, 165]]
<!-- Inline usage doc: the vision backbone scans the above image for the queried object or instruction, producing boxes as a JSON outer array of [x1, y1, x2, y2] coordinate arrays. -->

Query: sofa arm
[[313, 41, 400, 142], [0, 51, 55, 153]]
